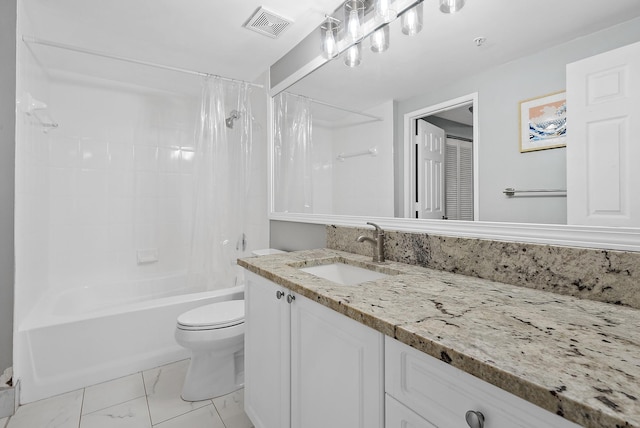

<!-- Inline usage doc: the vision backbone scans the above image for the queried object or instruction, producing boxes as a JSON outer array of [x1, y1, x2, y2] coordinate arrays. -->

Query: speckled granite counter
[[238, 249, 640, 428]]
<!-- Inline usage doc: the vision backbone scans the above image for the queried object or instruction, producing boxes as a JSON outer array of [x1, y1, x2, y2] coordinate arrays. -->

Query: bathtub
[[16, 275, 244, 404]]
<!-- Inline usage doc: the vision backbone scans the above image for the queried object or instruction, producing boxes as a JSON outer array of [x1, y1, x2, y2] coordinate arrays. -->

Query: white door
[[244, 272, 290, 428], [566, 40, 640, 226], [290, 293, 384, 428], [415, 120, 445, 219]]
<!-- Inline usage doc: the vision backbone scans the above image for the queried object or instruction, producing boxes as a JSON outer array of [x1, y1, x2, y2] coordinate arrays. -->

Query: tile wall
[[45, 75, 200, 290]]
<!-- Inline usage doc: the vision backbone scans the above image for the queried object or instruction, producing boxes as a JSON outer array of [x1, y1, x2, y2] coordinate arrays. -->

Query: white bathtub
[[16, 276, 243, 404]]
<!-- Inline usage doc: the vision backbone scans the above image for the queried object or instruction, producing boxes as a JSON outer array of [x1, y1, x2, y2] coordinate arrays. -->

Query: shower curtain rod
[[22, 36, 265, 89], [283, 92, 383, 121]]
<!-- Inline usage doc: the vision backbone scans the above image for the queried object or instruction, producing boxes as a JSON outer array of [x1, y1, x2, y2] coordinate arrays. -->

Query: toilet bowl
[[175, 300, 245, 401], [175, 248, 285, 401]]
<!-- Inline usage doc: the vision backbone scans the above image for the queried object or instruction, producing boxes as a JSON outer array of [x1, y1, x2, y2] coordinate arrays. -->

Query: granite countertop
[[238, 248, 640, 428]]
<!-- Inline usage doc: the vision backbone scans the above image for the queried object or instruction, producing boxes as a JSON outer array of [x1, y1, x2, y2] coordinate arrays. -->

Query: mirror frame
[[267, 27, 640, 253]]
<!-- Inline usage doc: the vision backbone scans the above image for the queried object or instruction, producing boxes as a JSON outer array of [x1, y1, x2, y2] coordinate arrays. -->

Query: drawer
[[385, 337, 580, 428], [386, 394, 436, 428]]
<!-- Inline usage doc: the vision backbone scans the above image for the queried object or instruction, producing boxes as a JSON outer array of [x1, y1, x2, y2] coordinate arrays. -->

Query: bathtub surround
[[328, 225, 640, 309]]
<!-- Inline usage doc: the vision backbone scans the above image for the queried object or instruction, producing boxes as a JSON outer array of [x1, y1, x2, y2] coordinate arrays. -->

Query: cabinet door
[[290, 293, 384, 428], [386, 394, 436, 428], [385, 337, 580, 428], [244, 271, 290, 428]]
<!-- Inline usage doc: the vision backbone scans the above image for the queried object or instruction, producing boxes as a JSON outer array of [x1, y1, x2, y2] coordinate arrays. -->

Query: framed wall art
[[519, 91, 566, 152]]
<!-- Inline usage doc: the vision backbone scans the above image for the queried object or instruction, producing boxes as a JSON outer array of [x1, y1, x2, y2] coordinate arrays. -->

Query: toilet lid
[[177, 300, 244, 330]]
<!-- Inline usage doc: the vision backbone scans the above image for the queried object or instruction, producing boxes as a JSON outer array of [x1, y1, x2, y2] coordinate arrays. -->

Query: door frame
[[403, 92, 479, 220]]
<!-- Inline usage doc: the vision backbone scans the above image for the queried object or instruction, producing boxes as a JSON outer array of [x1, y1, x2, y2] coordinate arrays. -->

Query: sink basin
[[299, 262, 390, 286]]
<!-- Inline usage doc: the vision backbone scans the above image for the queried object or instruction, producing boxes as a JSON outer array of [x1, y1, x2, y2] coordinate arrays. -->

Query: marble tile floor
[[1, 359, 253, 428]]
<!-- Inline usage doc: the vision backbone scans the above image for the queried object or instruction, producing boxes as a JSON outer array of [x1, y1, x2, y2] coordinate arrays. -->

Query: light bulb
[[370, 26, 389, 53], [344, 44, 362, 67], [401, 2, 423, 36], [375, 0, 397, 23], [347, 10, 361, 40], [344, 0, 364, 43], [440, 0, 466, 13], [321, 19, 339, 59]]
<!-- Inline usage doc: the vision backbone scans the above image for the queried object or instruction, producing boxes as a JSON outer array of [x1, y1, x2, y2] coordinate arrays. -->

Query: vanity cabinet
[[244, 270, 384, 428], [385, 337, 580, 428]]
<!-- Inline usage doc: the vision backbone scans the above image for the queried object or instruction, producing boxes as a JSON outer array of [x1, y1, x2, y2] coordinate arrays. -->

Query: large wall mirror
[[269, 0, 640, 251]]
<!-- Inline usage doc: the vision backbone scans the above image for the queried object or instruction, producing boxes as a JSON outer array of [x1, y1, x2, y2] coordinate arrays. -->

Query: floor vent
[[244, 6, 292, 39]]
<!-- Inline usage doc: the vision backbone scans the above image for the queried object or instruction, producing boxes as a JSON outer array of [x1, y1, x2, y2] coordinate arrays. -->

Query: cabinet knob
[[286, 294, 296, 304], [276, 290, 285, 300], [465, 410, 484, 428]]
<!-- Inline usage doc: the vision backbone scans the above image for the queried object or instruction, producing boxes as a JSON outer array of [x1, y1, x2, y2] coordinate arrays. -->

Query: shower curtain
[[273, 92, 314, 213], [187, 77, 253, 290]]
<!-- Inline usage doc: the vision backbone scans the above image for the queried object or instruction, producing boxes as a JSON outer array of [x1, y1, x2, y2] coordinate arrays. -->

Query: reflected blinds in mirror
[[445, 138, 473, 221]]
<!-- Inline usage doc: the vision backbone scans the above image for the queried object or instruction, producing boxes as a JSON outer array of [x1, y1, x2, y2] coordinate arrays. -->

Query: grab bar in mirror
[[336, 147, 378, 162], [503, 187, 567, 197]]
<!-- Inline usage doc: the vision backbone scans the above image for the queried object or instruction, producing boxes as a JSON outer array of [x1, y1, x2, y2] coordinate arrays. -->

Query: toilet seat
[[177, 300, 244, 331]]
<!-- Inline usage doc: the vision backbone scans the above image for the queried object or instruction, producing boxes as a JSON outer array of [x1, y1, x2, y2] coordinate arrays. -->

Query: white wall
[[332, 100, 394, 217], [310, 124, 333, 214], [395, 17, 640, 224], [0, 0, 17, 373], [44, 73, 200, 290], [14, 0, 51, 339]]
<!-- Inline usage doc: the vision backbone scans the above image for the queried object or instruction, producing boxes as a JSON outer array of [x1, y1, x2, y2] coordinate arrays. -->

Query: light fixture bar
[[320, 0, 425, 65]]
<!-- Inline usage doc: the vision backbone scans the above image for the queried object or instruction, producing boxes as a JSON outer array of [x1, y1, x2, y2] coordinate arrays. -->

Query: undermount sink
[[299, 262, 390, 286]]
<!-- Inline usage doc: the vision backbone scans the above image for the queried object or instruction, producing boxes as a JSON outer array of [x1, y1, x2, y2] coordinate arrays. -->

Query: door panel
[[290, 294, 384, 428], [245, 272, 290, 428], [415, 120, 445, 219], [567, 40, 640, 226]]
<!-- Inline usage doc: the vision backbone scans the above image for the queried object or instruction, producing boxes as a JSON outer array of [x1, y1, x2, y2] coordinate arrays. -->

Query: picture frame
[[519, 91, 567, 153]]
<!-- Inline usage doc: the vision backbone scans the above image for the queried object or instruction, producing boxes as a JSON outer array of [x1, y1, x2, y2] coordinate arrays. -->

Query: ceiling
[[21, 0, 345, 84], [20, 0, 640, 101], [288, 0, 640, 113]]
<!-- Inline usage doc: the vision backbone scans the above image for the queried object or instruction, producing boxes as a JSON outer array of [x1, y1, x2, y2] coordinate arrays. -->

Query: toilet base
[[181, 349, 244, 401]]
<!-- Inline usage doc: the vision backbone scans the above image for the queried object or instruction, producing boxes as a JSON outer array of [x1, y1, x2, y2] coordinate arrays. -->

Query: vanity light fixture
[[321, 0, 439, 67], [321, 17, 341, 59], [439, 0, 466, 14], [344, 0, 365, 43], [401, 2, 423, 36], [370, 25, 390, 53], [375, 0, 397, 23], [344, 43, 362, 67]]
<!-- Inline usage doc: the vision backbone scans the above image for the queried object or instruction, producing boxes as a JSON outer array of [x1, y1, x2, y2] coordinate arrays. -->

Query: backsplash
[[327, 225, 640, 310]]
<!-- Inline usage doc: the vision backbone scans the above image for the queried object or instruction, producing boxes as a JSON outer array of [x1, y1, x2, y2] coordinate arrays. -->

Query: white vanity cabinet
[[244, 270, 384, 428], [385, 337, 580, 428]]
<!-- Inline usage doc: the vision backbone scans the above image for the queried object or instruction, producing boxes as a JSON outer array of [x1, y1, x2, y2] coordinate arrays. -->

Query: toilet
[[175, 248, 285, 401]]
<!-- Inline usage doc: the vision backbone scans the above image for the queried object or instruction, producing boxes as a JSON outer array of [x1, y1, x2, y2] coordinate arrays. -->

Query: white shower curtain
[[273, 92, 313, 213], [187, 77, 253, 290]]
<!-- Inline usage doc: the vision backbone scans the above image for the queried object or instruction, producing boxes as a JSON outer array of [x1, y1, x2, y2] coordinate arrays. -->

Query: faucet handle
[[366, 222, 384, 234]]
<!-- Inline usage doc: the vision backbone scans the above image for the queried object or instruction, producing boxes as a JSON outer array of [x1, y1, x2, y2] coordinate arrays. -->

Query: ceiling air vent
[[244, 6, 292, 39]]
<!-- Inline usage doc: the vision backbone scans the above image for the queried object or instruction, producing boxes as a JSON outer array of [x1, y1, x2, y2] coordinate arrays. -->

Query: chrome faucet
[[357, 222, 385, 263]]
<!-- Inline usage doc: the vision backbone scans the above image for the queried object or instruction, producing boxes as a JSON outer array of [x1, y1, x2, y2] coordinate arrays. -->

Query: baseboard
[[0, 383, 16, 419]]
